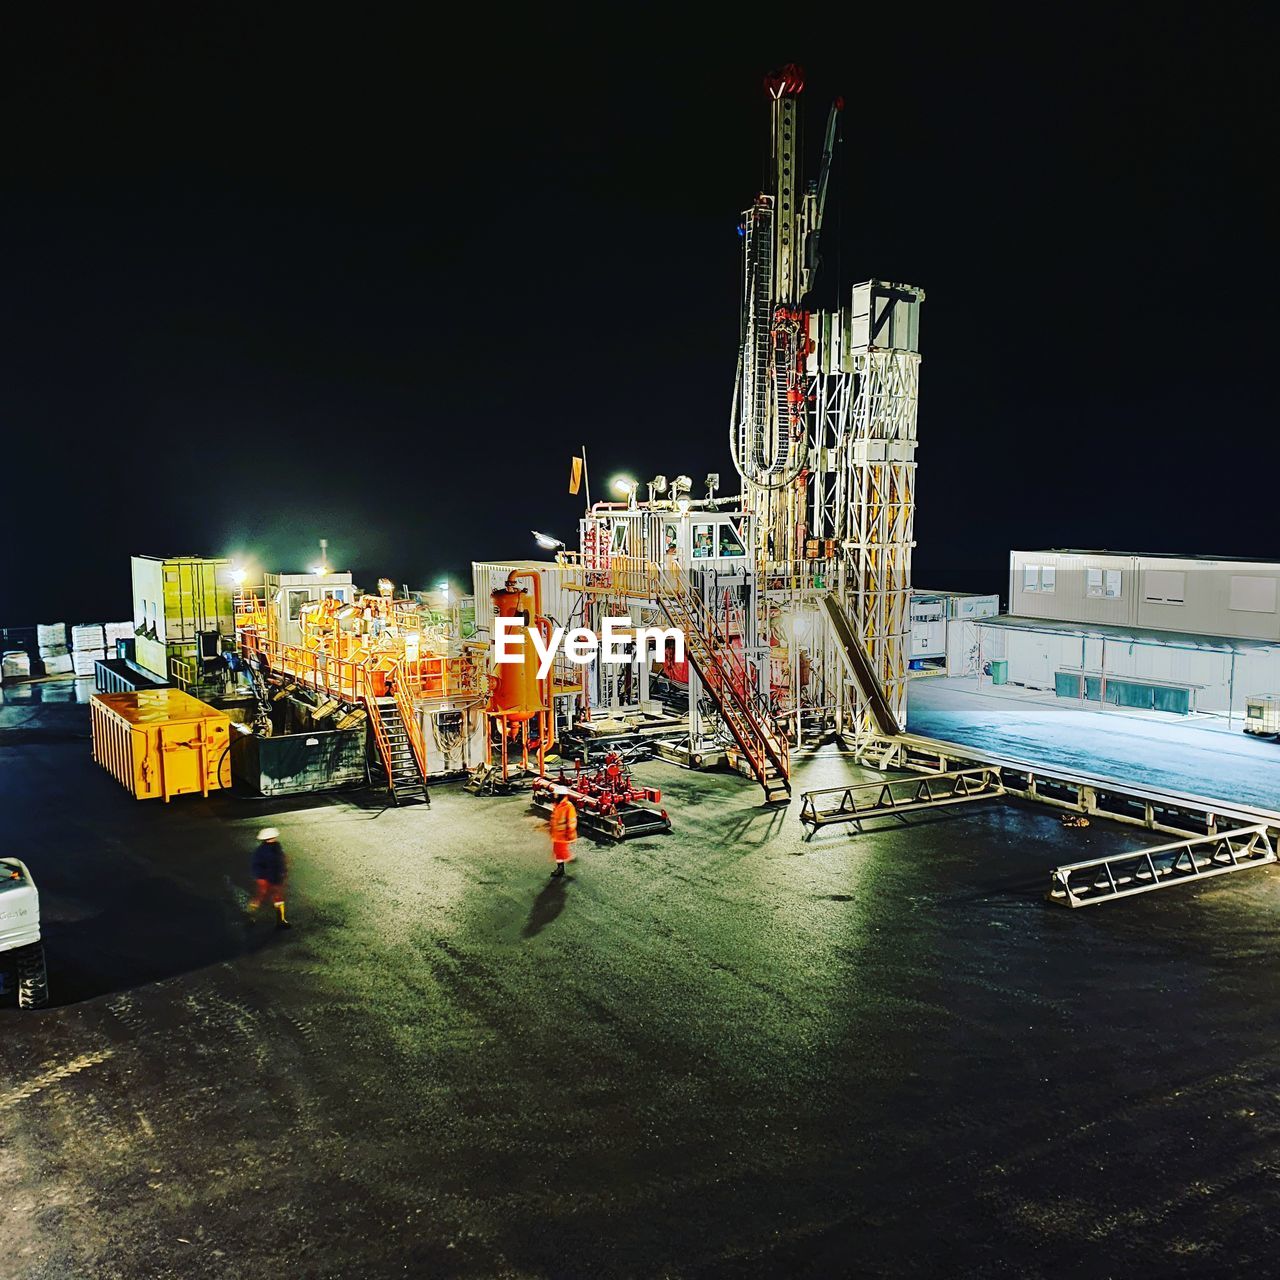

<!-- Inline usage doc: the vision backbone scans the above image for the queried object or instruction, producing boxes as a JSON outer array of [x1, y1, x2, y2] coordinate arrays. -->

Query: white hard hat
[[553, 786, 569, 797], [258, 828, 279, 841]]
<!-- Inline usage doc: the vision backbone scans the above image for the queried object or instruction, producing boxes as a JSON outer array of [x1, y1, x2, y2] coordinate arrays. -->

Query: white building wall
[[1010, 550, 1280, 642], [1230, 649, 1280, 716], [1002, 629, 1080, 688], [1008, 551, 1136, 626], [1134, 557, 1280, 642], [978, 621, 1280, 719]]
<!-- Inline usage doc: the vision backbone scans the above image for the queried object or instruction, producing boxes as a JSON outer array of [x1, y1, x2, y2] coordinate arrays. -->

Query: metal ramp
[[1047, 826, 1276, 907], [819, 594, 901, 736], [652, 572, 790, 804], [808, 730, 1280, 905], [799, 766, 1003, 835]]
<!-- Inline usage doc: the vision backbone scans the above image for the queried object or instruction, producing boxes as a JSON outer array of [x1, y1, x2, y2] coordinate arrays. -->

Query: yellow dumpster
[[90, 689, 231, 801]]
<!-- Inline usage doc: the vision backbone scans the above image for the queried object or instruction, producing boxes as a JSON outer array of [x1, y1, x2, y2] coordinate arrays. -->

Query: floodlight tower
[[729, 65, 925, 742]]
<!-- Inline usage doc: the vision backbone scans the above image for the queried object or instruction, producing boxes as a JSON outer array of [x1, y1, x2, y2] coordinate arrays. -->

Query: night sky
[[3, 10, 1276, 625]]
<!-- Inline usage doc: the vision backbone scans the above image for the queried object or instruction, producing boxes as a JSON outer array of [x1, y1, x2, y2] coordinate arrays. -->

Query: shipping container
[[90, 688, 230, 801], [131, 555, 236, 681]]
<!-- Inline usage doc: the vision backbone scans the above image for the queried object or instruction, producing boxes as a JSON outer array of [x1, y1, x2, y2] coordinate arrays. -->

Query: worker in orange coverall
[[549, 787, 578, 878]]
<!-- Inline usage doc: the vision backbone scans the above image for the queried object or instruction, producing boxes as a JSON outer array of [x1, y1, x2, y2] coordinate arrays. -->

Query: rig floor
[[908, 676, 1280, 810], [4, 679, 1280, 1278]]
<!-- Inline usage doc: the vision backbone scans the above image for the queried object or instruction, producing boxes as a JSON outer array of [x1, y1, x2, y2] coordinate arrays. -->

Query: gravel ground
[[4, 682, 1280, 1278]]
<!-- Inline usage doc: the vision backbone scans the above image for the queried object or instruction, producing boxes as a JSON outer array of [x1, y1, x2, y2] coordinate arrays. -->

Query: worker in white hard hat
[[247, 828, 291, 929], [549, 786, 578, 878]]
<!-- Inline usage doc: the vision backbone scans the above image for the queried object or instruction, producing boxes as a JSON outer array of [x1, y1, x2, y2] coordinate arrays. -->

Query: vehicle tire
[[17, 943, 48, 1010]]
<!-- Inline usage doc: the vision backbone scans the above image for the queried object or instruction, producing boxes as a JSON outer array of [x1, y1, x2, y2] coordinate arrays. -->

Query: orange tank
[[489, 583, 543, 720]]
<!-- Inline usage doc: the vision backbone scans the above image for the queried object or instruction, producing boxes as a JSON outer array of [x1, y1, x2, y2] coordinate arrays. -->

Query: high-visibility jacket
[[550, 798, 578, 842]]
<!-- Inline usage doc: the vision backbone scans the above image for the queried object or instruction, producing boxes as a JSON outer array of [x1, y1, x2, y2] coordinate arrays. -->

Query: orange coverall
[[550, 796, 578, 865]]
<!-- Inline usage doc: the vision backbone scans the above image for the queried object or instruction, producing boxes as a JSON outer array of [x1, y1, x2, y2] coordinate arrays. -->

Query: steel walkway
[[855, 732, 1280, 842], [811, 730, 1280, 904], [1047, 825, 1276, 907], [799, 766, 1003, 834]]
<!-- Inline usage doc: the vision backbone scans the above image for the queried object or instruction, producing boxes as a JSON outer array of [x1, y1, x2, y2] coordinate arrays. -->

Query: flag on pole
[[569, 456, 583, 496]]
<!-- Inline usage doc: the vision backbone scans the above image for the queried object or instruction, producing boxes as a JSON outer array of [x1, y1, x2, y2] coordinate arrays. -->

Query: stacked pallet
[[72, 623, 107, 677], [2, 650, 32, 682], [105, 621, 134, 650], [36, 622, 71, 676], [38, 622, 67, 653]]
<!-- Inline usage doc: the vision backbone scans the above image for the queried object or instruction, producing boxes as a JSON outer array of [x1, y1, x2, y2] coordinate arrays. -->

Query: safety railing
[[240, 633, 430, 793], [169, 655, 198, 693], [234, 594, 269, 632], [559, 550, 650, 600], [759, 558, 839, 591], [390, 661, 430, 782], [647, 562, 789, 789]]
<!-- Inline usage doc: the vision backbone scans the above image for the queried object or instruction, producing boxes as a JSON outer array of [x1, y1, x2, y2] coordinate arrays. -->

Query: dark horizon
[[3, 11, 1276, 626]]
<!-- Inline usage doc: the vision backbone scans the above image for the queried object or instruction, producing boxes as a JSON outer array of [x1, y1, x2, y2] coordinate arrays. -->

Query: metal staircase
[[652, 570, 790, 804], [367, 694, 429, 806]]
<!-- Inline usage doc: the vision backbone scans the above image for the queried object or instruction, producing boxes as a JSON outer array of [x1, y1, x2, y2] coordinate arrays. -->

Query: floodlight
[[611, 476, 638, 498], [532, 529, 566, 551]]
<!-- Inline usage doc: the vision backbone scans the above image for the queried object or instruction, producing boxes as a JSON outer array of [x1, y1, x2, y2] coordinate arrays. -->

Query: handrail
[[650, 564, 781, 734], [390, 660, 430, 782], [646, 562, 789, 782], [169, 655, 198, 692]]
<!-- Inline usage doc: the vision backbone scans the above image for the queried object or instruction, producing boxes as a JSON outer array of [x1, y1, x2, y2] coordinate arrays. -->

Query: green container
[[990, 659, 1008, 685]]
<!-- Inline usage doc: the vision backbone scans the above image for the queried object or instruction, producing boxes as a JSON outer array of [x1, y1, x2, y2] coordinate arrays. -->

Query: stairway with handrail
[[365, 664, 430, 805], [650, 566, 790, 804]]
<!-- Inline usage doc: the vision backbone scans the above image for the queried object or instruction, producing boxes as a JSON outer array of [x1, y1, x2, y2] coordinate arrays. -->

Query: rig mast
[[729, 65, 925, 741]]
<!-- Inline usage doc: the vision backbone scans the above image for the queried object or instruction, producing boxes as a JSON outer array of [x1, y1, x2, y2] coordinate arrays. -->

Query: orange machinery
[[485, 571, 555, 781], [234, 582, 485, 797]]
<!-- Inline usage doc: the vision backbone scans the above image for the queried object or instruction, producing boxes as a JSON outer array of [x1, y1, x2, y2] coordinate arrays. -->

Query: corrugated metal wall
[[470, 562, 585, 641], [987, 622, 1280, 717]]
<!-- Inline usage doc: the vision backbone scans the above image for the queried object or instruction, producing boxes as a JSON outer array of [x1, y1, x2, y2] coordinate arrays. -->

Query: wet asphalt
[[4, 681, 1280, 1278]]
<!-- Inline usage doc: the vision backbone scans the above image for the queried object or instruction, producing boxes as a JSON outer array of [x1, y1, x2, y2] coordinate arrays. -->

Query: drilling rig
[[729, 64, 925, 745]]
